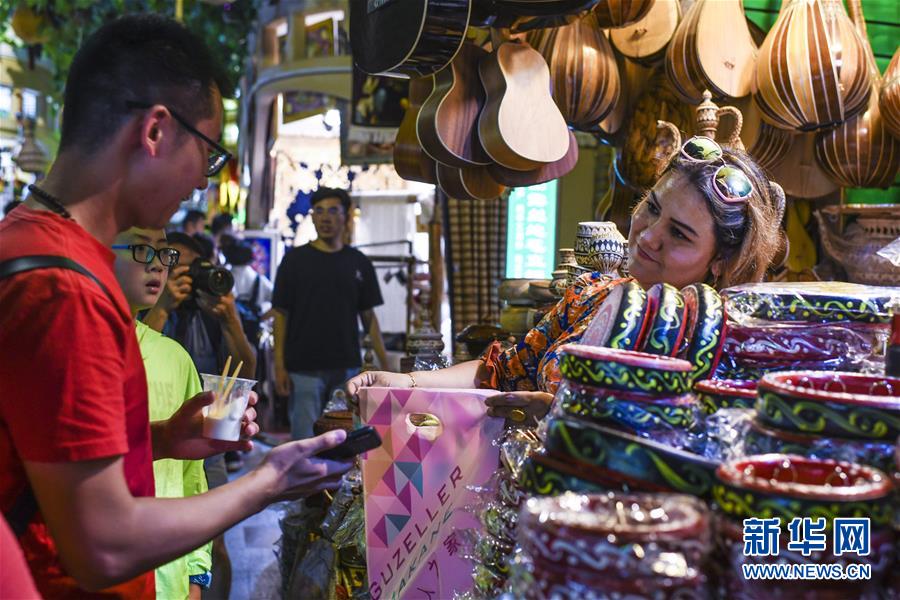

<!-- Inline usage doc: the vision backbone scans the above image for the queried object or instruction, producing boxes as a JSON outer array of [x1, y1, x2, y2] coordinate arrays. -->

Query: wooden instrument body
[[879, 47, 900, 140], [592, 0, 655, 29], [394, 77, 437, 184], [754, 0, 870, 131], [527, 12, 620, 130], [610, 0, 680, 65], [488, 130, 579, 186], [417, 42, 491, 168], [436, 163, 505, 200], [478, 40, 570, 170], [350, 0, 472, 77]]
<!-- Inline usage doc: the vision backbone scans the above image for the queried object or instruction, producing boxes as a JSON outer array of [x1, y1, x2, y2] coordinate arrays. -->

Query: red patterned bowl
[[559, 344, 693, 395], [713, 454, 894, 528], [757, 371, 900, 440]]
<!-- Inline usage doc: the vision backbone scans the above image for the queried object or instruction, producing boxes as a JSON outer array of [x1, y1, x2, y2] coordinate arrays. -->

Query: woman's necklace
[[28, 184, 73, 220]]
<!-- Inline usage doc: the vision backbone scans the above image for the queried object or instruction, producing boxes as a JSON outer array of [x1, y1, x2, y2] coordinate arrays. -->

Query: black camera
[[188, 259, 234, 297]]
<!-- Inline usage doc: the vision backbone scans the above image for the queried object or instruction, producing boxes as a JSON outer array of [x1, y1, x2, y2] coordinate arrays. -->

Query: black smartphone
[[316, 426, 382, 460]]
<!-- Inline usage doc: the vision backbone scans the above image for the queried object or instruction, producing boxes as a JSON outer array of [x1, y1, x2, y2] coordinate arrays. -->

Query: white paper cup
[[200, 373, 257, 441]]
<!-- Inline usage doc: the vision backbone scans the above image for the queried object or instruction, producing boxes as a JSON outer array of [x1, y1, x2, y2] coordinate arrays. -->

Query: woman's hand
[[485, 391, 554, 423], [344, 370, 414, 398]]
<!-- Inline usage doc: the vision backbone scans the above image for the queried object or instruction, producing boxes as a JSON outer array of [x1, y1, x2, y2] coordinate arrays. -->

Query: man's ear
[[138, 106, 172, 158]]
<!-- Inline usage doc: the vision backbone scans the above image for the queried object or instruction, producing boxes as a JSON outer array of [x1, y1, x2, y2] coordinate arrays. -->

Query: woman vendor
[[346, 137, 786, 420]]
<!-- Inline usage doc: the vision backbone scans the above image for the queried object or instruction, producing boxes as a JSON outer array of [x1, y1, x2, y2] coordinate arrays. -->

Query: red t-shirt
[[0, 207, 155, 598]]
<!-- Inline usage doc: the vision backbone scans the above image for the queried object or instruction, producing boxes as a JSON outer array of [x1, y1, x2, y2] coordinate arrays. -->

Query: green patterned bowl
[[544, 416, 719, 498], [518, 452, 623, 497], [680, 284, 727, 384], [641, 283, 687, 357], [713, 454, 894, 528], [579, 280, 650, 350], [694, 379, 757, 415], [757, 371, 900, 440], [558, 344, 693, 395], [558, 380, 699, 432]]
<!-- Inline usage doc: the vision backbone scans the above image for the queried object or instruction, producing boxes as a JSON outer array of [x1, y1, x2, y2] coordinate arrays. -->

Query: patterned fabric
[[482, 274, 632, 393]]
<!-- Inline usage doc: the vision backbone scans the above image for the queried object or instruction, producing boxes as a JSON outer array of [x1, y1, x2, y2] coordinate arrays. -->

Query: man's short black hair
[[183, 209, 206, 229], [310, 187, 352, 213], [211, 213, 233, 236], [223, 242, 254, 267], [59, 14, 232, 154], [166, 231, 204, 257], [192, 233, 216, 261]]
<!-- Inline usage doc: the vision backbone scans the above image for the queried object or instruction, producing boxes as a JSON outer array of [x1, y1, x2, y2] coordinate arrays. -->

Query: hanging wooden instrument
[[478, 39, 570, 170], [754, 0, 870, 131], [730, 95, 793, 172], [767, 132, 838, 199], [813, 0, 899, 189], [665, 0, 757, 103], [526, 12, 620, 130], [417, 42, 492, 168], [879, 47, 900, 141], [488, 130, 579, 186], [592, 0, 656, 29], [436, 163, 506, 201], [610, 0, 680, 66], [350, 0, 471, 77], [393, 77, 437, 184]]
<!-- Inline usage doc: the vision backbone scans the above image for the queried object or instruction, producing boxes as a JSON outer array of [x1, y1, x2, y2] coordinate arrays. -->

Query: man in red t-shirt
[[0, 15, 351, 599]]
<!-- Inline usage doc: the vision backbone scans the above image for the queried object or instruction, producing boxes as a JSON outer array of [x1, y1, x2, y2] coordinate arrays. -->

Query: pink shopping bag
[[359, 387, 503, 600]]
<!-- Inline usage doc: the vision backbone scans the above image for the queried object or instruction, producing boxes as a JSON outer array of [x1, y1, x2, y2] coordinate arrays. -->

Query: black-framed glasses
[[112, 244, 181, 267], [126, 101, 232, 177], [679, 136, 754, 204]]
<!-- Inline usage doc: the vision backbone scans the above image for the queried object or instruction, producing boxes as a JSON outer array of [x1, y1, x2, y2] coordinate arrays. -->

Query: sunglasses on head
[[679, 136, 754, 205]]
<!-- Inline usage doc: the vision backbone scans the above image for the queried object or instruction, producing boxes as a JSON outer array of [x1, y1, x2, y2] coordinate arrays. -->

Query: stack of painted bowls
[[747, 371, 900, 474], [515, 492, 712, 599], [719, 283, 897, 380], [693, 378, 758, 415], [713, 454, 896, 598], [520, 345, 722, 499]]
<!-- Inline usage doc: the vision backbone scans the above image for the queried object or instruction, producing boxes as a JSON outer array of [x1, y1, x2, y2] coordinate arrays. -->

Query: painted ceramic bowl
[[756, 371, 900, 440], [520, 492, 710, 597], [544, 417, 719, 498], [641, 283, 688, 357], [694, 379, 757, 415], [745, 418, 898, 475], [558, 345, 693, 395], [579, 280, 650, 351], [721, 282, 899, 325], [518, 452, 624, 497], [723, 322, 884, 363], [558, 380, 700, 432], [713, 454, 894, 528], [680, 284, 727, 384]]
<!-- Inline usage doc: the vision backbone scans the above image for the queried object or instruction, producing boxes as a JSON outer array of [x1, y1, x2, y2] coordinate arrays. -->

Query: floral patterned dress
[[482, 274, 632, 394]]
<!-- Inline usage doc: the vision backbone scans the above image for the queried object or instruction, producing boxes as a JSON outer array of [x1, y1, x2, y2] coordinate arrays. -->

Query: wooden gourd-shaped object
[[665, 0, 757, 103], [592, 0, 656, 29], [394, 77, 437, 184], [813, 0, 900, 189], [526, 11, 620, 130], [488, 130, 579, 186], [879, 47, 900, 140], [754, 0, 871, 131], [478, 38, 570, 170], [610, 0, 680, 66], [436, 163, 505, 201], [418, 42, 491, 168], [730, 95, 793, 172]]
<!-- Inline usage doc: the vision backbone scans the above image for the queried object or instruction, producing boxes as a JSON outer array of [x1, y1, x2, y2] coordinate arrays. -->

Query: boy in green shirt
[[113, 227, 212, 599]]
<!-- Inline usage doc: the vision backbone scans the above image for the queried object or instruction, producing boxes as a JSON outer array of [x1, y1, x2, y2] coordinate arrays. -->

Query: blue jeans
[[289, 368, 359, 441]]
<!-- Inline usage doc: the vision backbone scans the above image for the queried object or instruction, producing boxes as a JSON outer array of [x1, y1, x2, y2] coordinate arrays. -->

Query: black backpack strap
[[0, 255, 115, 301], [0, 255, 115, 536]]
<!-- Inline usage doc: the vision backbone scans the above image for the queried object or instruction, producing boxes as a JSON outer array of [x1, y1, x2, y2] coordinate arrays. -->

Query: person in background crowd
[[272, 187, 388, 441], [0, 15, 351, 599], [192, 231, 217, 264], [113, 227, 212, 600], [210, 213, 233, 264], [225, 241, 273, 318], [181, 209, 206, 236]]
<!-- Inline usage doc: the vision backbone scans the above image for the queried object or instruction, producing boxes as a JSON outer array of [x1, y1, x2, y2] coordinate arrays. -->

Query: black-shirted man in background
[[272, 187, 388, 440]]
